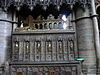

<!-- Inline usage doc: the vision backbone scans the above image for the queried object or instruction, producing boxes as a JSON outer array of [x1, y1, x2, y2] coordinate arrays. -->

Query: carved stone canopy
[[0, 0, 91, 11]]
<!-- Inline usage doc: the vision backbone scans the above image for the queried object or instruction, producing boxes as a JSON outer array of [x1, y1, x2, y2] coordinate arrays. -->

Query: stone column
[[0, 8, 12, 65], [74, 7, 97, 75], [13, 12, 18, 31], [91, 0, 100, 74]]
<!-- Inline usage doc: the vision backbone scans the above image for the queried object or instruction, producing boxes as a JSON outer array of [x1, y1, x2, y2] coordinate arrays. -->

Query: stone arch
[[96, 4, 100, 9]]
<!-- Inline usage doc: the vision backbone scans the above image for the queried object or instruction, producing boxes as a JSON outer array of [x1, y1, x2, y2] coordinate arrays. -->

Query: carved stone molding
[[0, 0, 91, 11]]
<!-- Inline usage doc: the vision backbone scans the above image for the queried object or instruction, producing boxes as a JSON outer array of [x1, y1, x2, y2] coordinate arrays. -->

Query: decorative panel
[[19, 42, 24, 61], [67, 38, 75, 60], [35, 41, 41, 54], [58, 40, 63, 54], [13, 41, 19, 61], [12, 33, 76, 62], [46, 40, 52, 61], [10, 63, 80, 75], [35, 41, 41, 61], [30, 41, 35, 61], [24, 41, 30, 61]]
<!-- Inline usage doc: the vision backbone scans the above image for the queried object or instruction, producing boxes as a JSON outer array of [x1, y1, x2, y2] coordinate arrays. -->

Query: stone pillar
[[0, 8, 12, 65], [91, 0, 100, 74], [13, 12, 18, 31], [74, 7, 97, 75]]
